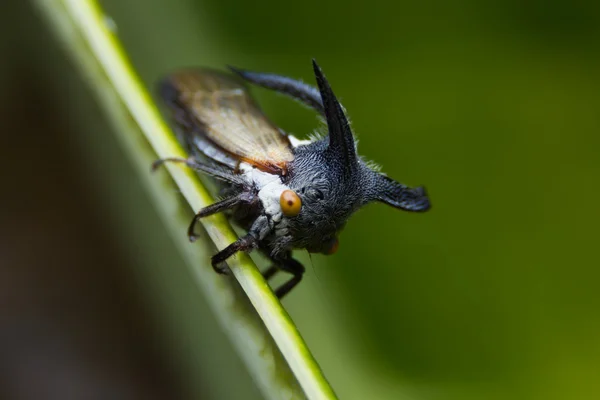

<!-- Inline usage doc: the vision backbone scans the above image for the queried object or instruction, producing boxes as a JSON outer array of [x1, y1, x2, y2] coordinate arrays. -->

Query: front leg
[[188, 191, 257, 242], [213, 240, 304, 298], [211, 234, 258, 274], [275, 257, 305, 299], [262, 255, 305, 299]]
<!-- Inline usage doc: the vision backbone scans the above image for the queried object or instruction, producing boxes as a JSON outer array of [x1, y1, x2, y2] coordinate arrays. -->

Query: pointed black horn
[[369, 173, 431, 212], [312, 59, 358, 173]]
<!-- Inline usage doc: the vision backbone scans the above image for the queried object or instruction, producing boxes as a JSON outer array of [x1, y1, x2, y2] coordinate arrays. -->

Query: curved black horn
[[228, 66, 324, 115], [312, 60, 358, 173], [368, 173, 431, 212]]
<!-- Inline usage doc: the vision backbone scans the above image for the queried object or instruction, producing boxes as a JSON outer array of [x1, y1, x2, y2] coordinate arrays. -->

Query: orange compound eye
[[280, 190, 302, 217], [325, 237, 339, 255]]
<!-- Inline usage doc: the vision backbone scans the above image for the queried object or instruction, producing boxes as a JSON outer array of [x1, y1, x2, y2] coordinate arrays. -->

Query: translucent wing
[[160, 69, 294, 174]]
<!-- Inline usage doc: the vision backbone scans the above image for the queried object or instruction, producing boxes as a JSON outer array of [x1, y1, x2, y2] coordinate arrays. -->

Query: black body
[[157, 60, 430, 298]]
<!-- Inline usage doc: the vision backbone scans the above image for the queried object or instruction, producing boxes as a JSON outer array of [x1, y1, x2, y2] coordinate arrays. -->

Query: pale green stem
[[33, 0, 338, 399]]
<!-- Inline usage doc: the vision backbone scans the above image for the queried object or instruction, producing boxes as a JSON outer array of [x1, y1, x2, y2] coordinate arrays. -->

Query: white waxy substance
[[288, 134, 312, 148], [239, 163, 291, 236]]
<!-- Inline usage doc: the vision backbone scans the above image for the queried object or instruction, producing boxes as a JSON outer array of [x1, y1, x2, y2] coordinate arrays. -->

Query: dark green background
[[4, 0, 600, 399]]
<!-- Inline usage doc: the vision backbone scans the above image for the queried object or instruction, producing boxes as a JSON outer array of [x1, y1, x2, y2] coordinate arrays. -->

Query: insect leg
[[151, 156, 194, 171], [187, 192, 257, 242], [273, 257, 305, 299], [261, 250, 292, 280], [152, 157, 245, 185], [211, 234, 258, 274], [261, 265, 279, 280]]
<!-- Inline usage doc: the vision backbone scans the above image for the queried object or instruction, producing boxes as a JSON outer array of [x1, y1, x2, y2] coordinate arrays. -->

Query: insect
[[155, 60, 430, 298]]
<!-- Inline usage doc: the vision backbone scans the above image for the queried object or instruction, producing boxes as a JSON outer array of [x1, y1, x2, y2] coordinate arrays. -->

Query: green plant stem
[[34, 0, 337, 398]]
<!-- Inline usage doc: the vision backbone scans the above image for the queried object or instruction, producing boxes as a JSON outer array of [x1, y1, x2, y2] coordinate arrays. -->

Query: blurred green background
[[3, 0, 600, 399]]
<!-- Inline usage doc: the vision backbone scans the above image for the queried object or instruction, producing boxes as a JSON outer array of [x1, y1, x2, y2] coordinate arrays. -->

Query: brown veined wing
[[160, 68, 294, 175]]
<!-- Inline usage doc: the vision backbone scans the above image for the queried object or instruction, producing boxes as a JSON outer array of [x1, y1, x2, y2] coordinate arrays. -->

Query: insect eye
[[280, 190, 302, 217]]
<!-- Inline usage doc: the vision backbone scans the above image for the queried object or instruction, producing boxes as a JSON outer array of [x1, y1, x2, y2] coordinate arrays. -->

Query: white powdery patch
[[239, 163, 289, 225], [287, 134, 312, 148]]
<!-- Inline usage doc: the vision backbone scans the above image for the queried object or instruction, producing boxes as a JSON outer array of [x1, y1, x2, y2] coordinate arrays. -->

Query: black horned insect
[[155, 60, 430, 298]]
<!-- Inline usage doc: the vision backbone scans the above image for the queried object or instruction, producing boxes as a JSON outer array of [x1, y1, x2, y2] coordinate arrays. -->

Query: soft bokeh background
[[3, 0, 600, 399]]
